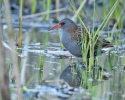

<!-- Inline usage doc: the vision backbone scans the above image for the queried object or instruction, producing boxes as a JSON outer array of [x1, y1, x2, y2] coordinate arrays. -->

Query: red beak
[[49, 24, 61, 30]]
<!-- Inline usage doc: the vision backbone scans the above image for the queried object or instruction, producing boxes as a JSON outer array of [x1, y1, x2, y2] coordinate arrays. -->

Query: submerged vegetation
[[0, 0, 125, 100]]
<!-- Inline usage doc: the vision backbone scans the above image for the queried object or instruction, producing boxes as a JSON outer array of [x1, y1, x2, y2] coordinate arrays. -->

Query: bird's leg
[[94, 57, 97, 66], [69, 56, 73, 63], [76, 58, 86, 69]]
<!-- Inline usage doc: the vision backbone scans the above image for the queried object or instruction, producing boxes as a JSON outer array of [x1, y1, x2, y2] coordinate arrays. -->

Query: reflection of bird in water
[[60, 63, 82, 88], [59, 63, 112, 88], [57, 63, 112, 100]]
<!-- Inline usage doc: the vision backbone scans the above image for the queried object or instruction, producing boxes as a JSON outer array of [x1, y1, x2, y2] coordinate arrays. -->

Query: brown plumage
[[50, 18, 113, 57]]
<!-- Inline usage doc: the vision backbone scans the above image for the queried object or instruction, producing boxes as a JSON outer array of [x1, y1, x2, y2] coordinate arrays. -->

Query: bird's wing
[[75, 26, 113, 49]]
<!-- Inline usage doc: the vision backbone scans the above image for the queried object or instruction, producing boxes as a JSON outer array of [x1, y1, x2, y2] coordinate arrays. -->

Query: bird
[[49, 18, 113, 58]]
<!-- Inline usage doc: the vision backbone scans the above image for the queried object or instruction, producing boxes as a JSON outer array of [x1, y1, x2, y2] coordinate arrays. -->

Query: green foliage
[[31, 0, 37, 13], [69, 0, 120, 92], [38, 54, 44, 83]]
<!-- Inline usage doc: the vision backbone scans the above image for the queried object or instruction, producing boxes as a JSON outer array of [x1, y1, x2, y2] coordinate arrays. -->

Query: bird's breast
[[61, 31, 82, 57]]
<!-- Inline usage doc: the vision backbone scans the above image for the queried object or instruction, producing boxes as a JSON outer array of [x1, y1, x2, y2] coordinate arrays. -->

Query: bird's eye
[[60, 22, 65, 25]]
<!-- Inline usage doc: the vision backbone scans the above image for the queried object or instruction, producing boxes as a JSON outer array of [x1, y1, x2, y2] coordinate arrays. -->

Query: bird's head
[[49, 18, 76, 31]]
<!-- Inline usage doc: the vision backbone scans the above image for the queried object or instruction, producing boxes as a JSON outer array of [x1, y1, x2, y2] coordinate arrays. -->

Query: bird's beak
[[49, 24, 61, 30]]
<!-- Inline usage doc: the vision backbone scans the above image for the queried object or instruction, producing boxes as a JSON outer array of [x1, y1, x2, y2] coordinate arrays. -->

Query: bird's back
[[66, 26, 113, 57]]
